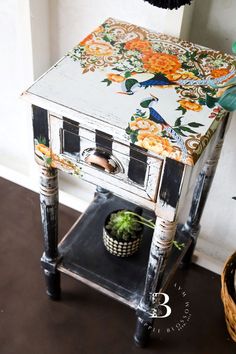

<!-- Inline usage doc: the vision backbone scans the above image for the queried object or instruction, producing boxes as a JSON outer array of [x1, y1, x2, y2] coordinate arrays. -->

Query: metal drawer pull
[[82, 148, 123, 174]]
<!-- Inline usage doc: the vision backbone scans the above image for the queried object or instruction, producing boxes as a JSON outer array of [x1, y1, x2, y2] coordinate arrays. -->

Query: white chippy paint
[[49, 114, 63, 154], [153, 217, 177, 248], [146, 156, 163, 201], [78, 166, 156, 210], [112, 140, 131, 177], [57, 265, 137, 309]]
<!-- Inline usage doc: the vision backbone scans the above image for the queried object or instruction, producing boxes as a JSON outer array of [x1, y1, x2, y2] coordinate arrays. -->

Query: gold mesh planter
[[103, 228, 142, 257], [221, 251, 236, 342]]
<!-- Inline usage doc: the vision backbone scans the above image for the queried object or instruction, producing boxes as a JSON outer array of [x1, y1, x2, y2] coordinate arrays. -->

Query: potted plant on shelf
[[103, 209, 184, 257], [103, 208, 144, 257]]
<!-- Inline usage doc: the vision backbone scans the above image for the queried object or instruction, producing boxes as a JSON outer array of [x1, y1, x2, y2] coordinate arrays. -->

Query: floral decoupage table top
[[25, 18, 236, 166]]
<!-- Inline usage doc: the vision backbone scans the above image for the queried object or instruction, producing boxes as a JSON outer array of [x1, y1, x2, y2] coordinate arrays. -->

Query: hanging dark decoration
[[144, 0, 193, 10]]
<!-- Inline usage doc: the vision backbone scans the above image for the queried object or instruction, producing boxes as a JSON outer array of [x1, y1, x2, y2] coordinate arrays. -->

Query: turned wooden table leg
[[181, 115, 229, 266], [40, 166, 60, 300], [134, 218, 177, 347], [94, 185, 110, 197], [134, 158, 185, 347]]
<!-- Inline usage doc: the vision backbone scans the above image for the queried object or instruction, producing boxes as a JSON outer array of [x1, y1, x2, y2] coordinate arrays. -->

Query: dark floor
[[0, 177, 235, 354]]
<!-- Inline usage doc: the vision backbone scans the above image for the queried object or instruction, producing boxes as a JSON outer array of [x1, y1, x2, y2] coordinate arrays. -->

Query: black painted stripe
[[95, 129, 113, 153], [63, 117, 79, 134], [159, 158, 184, 208], [63, 117, 80, 154], [128, 144, 147, 186], [32, 105, 49, 145]]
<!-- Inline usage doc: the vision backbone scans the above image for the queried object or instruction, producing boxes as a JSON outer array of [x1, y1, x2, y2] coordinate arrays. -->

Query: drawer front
[[49, 114, 162, 202]]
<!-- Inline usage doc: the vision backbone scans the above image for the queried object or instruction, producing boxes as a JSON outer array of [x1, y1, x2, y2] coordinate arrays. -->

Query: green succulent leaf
[[232, 41, 236, 54], [173, 241, 185, 251], [106, 210, 142, 241], [206, 94, 219, 108], [218, 86, 236, 111]]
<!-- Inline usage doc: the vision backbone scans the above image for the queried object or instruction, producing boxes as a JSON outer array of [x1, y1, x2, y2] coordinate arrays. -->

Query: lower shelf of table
[[58, 192, 192, 309]]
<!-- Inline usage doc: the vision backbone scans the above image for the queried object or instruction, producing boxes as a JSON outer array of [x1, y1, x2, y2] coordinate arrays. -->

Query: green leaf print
[[102, 78, 112, 86], [188, 122, 204, 128], [174, 117, 182, 127], [180, 126, 198, 134]]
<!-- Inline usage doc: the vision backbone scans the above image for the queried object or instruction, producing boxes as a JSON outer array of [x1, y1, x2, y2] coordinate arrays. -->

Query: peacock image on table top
[[25, 18, 236, 166]]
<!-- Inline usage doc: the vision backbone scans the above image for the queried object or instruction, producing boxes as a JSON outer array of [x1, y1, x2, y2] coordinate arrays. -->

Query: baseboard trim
[[193, 250, 223, 275]]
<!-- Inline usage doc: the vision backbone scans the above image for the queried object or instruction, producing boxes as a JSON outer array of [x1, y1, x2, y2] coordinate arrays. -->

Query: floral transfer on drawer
[[68, 18, 235, 165], [34, 138, 80, 176]]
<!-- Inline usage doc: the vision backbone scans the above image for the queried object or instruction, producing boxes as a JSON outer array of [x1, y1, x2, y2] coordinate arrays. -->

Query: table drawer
[[48, 114, 162, 202]]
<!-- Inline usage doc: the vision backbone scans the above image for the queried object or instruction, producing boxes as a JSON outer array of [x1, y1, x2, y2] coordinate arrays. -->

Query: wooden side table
[[22, 18, 235, 347]]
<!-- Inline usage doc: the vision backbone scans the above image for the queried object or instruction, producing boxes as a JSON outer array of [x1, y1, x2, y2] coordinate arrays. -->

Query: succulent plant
[[105, 209, 185, 250], [105, 210, 143, 241]]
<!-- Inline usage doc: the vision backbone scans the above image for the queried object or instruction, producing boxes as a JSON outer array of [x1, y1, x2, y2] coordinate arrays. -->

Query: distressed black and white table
[[22, 18, 235, 347]]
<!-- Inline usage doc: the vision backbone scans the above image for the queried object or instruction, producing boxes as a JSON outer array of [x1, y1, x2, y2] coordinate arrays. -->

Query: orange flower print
[[125, 38, 152, 54], [142, 52, 181, 75], [137, 132, 174, 155], [85, 40, 113, 56], [79, 34, 93, 46], [36, 144, 51, 157], [211, 68, 230, 78], [168, 148, 183, 162], [178, 100, 202, 112], [36, 144, 80, 173], [167, 70, 198, 82], [130, 118, 162, 134], [107, 73, 125, 82]]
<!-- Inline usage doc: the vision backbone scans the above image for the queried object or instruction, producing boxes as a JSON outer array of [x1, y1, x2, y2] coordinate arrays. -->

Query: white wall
[[0, 0, 235, 273], [49, 0, 188, 63], [0, 0, 34, 177], [189, 0, 236, 54]]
